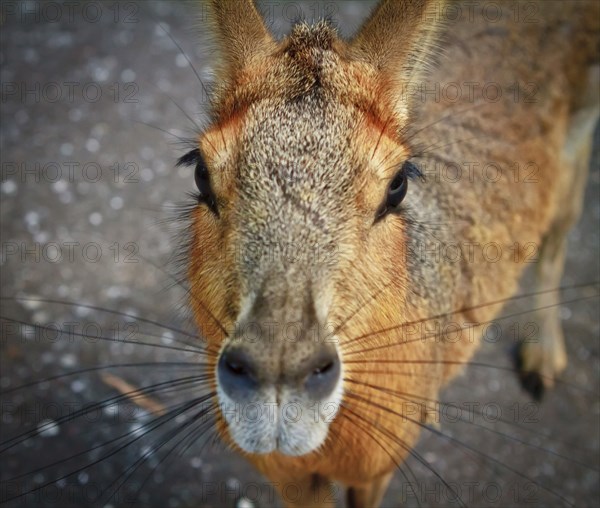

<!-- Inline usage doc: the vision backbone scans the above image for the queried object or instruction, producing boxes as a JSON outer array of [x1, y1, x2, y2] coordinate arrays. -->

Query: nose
[[217, 348, 259, 400], [218, 344, 341, 402]]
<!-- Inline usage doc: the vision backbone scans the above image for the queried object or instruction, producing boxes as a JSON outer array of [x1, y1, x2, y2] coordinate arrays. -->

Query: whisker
[[0, 375, 211, 452], [2, 397, 210, 483], [342, 282, 599, 353], [412, 132, 502, 159], [2, 394, 214, 504], [342, 399, 467, 508], [163, 90, 202, 132], [142, 75, 222, 158], [1, 362, 207, 395], [341, 369, 598, 457], [1, 295, 205, 346], [345, 378, 599, 470], [403, 101, 492, 145], [126, 406, 218, 505], [337, 409, 424, 508], [344, 358, 597, 396], [344, 390, 576, 507], [157, 198, 198, 226], [343, 368, 443, 381], [0, 316, 206, 355], [136, 252, 228, 339], [102, 403, 215, 504], [133, 120, 196, 145], [152, 19, 227, 150], [332, 280, 396, 337]]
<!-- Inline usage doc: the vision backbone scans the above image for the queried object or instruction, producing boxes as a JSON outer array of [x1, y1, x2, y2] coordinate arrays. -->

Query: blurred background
[[1, 1, 598, 507]]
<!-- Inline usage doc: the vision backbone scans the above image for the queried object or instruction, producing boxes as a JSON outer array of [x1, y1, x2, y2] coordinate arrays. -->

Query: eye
[[177, 148, 218, 215], [387, 169, 408, 208], [375, 160, 419, 221], [194, 158, 212, 198]]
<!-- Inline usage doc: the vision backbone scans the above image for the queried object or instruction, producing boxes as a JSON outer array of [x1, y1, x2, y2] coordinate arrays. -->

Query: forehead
[[238, 94, 359, 194], [199, 23, 411, 242], [227, 94, 360, 261]]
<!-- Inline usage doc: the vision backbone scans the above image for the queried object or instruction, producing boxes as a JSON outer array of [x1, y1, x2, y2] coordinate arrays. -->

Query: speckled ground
[[1, 2, 599, 508]]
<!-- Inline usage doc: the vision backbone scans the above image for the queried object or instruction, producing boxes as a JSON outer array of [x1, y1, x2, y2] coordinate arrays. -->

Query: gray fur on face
[[215, 94, 357, 455]]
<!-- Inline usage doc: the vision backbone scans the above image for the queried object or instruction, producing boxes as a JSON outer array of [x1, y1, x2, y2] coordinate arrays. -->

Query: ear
[[349, 0, 446, 117], [206, 0, 276, 84]]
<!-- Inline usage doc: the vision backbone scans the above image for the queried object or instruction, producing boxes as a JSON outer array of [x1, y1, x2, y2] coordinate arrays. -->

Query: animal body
[[2, 1, 598, 508], [179, 0, 600, 506]]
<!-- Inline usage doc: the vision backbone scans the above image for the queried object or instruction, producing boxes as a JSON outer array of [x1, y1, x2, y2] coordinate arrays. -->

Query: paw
[[513, 326, 567, 400]]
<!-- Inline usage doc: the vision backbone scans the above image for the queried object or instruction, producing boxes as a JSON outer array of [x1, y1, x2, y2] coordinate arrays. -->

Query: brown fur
[[188, 1, 599, 506]]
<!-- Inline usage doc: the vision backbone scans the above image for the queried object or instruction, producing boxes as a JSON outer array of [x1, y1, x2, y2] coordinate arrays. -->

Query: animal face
[[185, 21, 419, 456]]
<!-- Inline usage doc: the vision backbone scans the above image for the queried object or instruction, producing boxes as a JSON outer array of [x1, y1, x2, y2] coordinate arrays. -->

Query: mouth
[[216, 374, 344, 457], [214, 327, 345, 456], [216, 388, 336, 456]]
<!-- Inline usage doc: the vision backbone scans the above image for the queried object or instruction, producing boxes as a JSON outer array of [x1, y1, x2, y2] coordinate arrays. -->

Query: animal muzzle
[[215, 320, 344, 455], [217, 341, 341, 404]]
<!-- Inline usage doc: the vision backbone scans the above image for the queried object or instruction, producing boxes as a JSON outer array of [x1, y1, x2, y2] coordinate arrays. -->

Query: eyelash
[[176, 150, 422, 221], [375, 160, 422, 222], [177, 149, 218, 215]]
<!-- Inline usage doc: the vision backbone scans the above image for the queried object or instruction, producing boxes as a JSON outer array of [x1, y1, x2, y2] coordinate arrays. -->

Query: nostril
[[225, 358, 248, 376], [218, 348, 258, 400], [312, 361, 334, 376], [305, 351, 341, 400]]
